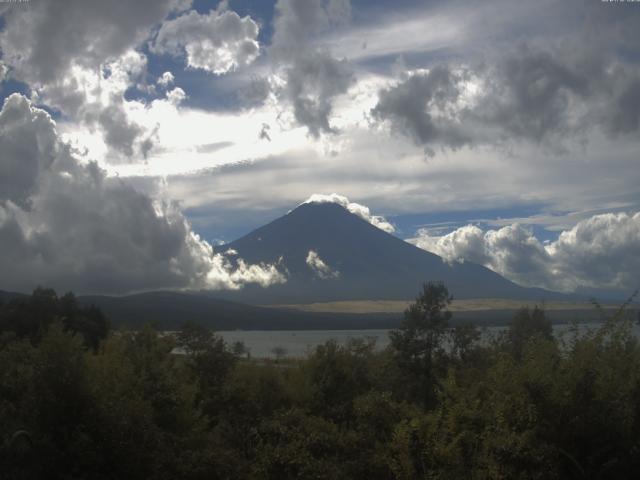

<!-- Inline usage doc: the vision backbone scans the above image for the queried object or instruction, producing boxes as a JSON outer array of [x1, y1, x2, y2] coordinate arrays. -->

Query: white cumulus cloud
[[306, 250, 340, 279], [166, 87, 187, 106], [151, 3, 260, 75], [157, 71, 175, 87], [410, 212, 640, 293]]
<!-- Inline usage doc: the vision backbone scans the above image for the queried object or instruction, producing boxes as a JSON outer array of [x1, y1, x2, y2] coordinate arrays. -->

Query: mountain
[[216, 202, 565, 305]]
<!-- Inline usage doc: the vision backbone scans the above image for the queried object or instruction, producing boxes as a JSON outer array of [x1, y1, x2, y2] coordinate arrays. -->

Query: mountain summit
[[218, 201, 558, 304]]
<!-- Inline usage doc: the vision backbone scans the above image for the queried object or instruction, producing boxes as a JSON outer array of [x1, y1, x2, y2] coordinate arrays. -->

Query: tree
[[0, 288, 109, 350], [507, 305, 553, 360], [305, 338, 376, 423], [59, 293, 110, 351], [176, 321, 236, 419], [389, 282, 452, 409], [271, 345, 288, 362], [450, 321, 481, 364], [232, 340, 250, 358]]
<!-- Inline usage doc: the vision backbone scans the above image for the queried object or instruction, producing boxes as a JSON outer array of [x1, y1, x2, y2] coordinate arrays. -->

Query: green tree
[[86, 325, 204, 479], [0, 288, 109, 350], [389, 282, 452, 409], [252, 408, 348, 479], [177, 321, 236, 419], [507, 305, 553, 360], [59, 293, 109, 351], [271, 345, 288, 362], [305, 338, 376, 423], [450, 321, 481, 364], [0, 323, 95, 479]]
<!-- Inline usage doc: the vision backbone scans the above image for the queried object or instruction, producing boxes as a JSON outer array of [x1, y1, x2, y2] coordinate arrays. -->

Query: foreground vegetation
[[1, 285, 639, 479]]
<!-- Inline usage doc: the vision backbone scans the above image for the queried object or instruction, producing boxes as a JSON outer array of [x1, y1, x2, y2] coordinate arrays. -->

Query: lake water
[[217, 322, 640, 359], [219, 329, 392, 358]]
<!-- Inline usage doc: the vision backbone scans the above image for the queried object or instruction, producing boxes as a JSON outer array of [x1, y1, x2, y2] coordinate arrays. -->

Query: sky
[[0, 0, 639, 296]]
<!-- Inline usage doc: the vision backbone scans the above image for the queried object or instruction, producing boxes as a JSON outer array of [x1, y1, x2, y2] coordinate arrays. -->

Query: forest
[[1, 284, 639, 479]]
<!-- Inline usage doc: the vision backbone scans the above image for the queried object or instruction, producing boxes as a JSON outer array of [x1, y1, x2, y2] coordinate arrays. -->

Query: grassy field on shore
[[265, 298, 618, 314]]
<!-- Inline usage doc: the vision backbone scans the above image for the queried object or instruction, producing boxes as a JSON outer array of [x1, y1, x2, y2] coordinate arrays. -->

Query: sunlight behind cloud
[[60, 100, 313, 177]]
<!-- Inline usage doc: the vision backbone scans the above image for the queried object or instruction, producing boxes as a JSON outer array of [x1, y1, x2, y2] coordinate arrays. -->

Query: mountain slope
[[217, 202, 562, 304]]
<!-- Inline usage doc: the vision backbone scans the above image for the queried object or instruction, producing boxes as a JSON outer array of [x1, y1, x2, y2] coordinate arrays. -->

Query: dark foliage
[[1, 284, 639, 479], [389, 282, 452, 408], [0, 287, 109, 350]]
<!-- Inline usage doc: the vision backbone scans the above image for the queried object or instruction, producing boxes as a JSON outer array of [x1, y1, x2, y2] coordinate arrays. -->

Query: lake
[[217, 322, 640, 359]]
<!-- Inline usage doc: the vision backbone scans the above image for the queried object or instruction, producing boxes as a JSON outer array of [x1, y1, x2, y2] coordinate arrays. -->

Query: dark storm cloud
[[97, 103, 152, 158], [372, 2, 640, 152], [0, 0, 189, 84], [475, 45, 589, 143], [284, 52, 353, 137], [269, 0, 355, 137], [598, 67, 640, 136], [371, 65, 470, 154]]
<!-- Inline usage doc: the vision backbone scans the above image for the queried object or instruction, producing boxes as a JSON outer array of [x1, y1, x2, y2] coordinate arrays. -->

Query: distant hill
[[77, 290, 400, 330], [0, 290, 27, 303], [1, 289, 613, 330], [216, 202, 569, 305], [76, 291, 609, 330]]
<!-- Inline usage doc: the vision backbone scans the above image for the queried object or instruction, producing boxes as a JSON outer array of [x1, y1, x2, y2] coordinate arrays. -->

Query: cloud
[[0, 0, 190, 160], [151, 3, 260, 75], [166, 87, 187, 106], [411, 225, 489, 266], [371, 66, 471, 155], [44, 50, 158, 160], [0, 93, 58, 208], [0, 0, 188, 84], [258, 123, 272, 141], [306, 250, 339, 279], [237, 76, 272, 108], [303, 193, 395, 233], [5, 44, 157, 160], [472, 45, 589, 145], [410, 212, 640, 293], [157, 71, 175, 87], [195, 141, 234, 154], [0, 94, 285, 294], [547, 212, 640, 292], [283, 52, 353, 137], [320, 5, 463, 63], [372, 39, 640, 153], [268, 0, 355, 136]]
